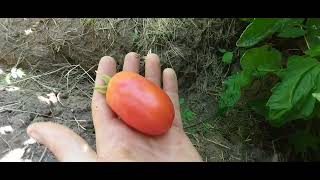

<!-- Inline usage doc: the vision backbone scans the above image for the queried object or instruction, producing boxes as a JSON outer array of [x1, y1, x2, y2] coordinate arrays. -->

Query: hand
[[27, 52, 202, 162]]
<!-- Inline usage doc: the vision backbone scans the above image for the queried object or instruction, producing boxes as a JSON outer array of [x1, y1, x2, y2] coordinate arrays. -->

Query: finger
[[27, 122, 97, 162], [123, 52, 140, 73], [92, 56, 122, 154], [163, 68, 183, 128], [145, 53, 161, 87], [92, 56, 117, 120]]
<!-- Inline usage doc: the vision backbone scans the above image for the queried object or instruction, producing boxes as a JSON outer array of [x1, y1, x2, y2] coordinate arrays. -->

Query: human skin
[[27, 52, 203, 162]]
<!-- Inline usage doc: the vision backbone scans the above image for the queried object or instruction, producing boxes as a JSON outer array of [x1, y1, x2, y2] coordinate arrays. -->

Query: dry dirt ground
[[0, 18, 274, 162]]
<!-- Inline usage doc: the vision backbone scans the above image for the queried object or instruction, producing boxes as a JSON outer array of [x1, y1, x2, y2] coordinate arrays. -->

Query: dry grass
[[1, 18, 265, 162], [1, 18, 241, 99]]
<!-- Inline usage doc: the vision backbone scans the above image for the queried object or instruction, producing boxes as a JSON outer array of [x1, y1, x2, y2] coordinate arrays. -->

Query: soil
[[0, 75, 95, 162], [0, 18, 274, 162]]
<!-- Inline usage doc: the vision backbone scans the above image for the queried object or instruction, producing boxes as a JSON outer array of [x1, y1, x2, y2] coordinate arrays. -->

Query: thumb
[[27, 122, 97, 162]]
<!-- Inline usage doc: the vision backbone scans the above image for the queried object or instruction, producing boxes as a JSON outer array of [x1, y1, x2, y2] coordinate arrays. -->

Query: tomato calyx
[[94, 74, 111, 94]]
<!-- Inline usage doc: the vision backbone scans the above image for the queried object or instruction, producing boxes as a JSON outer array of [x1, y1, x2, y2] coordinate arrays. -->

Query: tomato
[[106, 71, 175, 136]]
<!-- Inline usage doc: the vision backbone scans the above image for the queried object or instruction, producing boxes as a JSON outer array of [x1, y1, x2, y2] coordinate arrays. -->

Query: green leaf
[[237, 18, 305, 48], [266, 56, 320, 126], [278, 18, 304, 28], [240, 45, 282, 76], [219, 45, 282, 113], [218, 71, 252, 113], [236, 18, 285, 48], [277, 26, 305, 38], [312, 93, 320, 102], [305, 18, 320, 49], [276, 18, 305, 38], [179, 97, 185, 105], [305, 45, 320, 57], [132, 30, 139, 41], [182, 108, 195, 122], [222, 52, 233, 64]]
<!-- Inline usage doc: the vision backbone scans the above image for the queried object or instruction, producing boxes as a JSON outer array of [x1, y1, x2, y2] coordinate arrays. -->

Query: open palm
[[27, 52, 202, 162]]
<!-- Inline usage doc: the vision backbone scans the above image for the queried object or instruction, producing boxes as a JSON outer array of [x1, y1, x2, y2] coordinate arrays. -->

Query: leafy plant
[[219, 48, 234, 64], [218, 18, 320, 156], [179, 97, 195, 122], [182, 108, 195, 122]]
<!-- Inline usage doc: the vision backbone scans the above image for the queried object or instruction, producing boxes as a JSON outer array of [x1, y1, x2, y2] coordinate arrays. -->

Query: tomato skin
[[106, 71, 175, 136]]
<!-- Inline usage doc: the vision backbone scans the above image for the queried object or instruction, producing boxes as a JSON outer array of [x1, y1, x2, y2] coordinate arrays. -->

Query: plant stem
[[93, 74, 111, 94]]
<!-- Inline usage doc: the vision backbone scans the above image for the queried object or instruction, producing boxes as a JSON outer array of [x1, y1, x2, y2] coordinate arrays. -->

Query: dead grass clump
[[1, 18, 240, 87]]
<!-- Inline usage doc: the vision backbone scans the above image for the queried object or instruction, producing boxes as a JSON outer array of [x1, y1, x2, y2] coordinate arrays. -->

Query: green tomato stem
[[93, 74, 111, 94]]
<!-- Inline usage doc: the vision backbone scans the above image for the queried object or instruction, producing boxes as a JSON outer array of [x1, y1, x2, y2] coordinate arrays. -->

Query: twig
[[52, 18, 58, 27], [0, 107, 62, 120], [0, 22, 8, 31], [76, 85, 92, 100], [31, 77, 57, 92], [185, 132, 200, 144], [221, 151, 225, 161], [30, 151, 34, 162], [0, 134, 11, 150], [38, 147, 47, 162], [0, 41, 30, 59], [204, 138, 231, 150], [185, 118, 212, 129], [78, 64, 96, 84], [64, 65, 80, 91], [230, 155, 241, 161], [56, 92, 66, 107], [8, 130, 24, 143], [0, 101, 20, 108], [74, 116, 86, 131], [67, 64, 96, 93], [6, 65, 75, 85], [0, 107, 88, 123], [68, 119, 88, 122]]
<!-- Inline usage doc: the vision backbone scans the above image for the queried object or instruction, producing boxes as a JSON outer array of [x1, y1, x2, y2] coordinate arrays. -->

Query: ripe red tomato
[[106, 71, 175, 136]]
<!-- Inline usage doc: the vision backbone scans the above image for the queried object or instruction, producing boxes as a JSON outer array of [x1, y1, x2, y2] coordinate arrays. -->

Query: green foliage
[[236, 18, 282, 47], [276, 18, 305, 38], [219, 18, 320, 155], [219, 45, 281, 113], [237, 18, 305, 48], [312, 93, 320, 102], [266, 56, 320, 126], [182, 108, 195, 122], [277, 26, 305, 38], [240, 45, 282, 76], [218, 71, 251, 113], [305, 46, 320, 57], [179, 97, 185, 105], [222, 51, 233, 64], [179, 97, 195, 122], [305, 18, 320, 49], [219, 48, 234, 64]]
